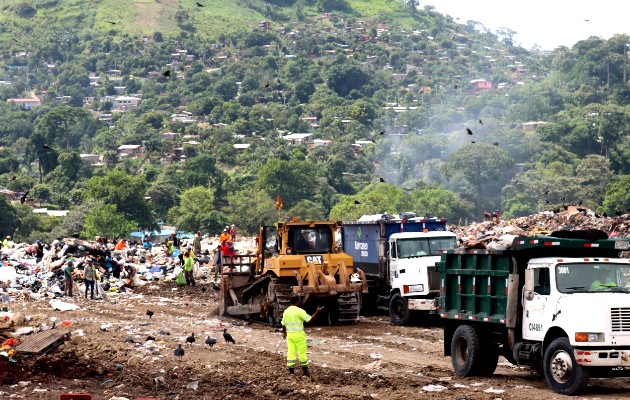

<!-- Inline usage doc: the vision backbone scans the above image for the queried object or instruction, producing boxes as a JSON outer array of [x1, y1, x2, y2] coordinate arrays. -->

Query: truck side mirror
[[524, 268, 535, 301]]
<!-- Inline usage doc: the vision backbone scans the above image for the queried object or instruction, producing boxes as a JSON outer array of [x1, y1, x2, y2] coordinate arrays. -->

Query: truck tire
[[451, 325, 483, 376], [389, 293, 410, 325], [543, 337, 590, 395]]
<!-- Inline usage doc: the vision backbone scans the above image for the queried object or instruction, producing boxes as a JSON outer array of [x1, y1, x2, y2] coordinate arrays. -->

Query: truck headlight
[[575, 332, 605, 342], [403, 284, 424, 294]]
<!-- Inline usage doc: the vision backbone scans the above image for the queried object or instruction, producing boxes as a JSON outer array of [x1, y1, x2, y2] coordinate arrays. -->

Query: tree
[[287, 199, 326, 221], [36, 105, 87, 149], [82, 204, 138, 241], [256, 157, 318, 209], [84, 170, 155, 229], [167, 186, 216, 233], [226, 189, 283, 235], [0, 197, 19, 240], [603, 174, 630, 215], [147, 182, 180, 220], [442, 144, 514, 220], [326, 63, 372, 98], [329, 184, 412, 221]]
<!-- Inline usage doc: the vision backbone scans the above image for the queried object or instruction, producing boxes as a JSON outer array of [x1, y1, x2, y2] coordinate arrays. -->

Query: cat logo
[[305, 255, 323, 265]]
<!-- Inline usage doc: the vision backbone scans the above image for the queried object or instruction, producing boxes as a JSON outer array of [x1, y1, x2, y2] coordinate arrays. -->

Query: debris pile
[[451, 207, 630, 250]]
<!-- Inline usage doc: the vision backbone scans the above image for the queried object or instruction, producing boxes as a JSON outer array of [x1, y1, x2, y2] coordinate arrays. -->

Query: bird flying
[[223, 329, 236, 344], [186, 332, 196, 346], [492, 141, 499, 146], [205, 336, 217, 347], [20, 189, 30, 204], [42, 144, 51, 150], [146, 310, 154, 319], [466, 128, 473, 135], [174, 344, 184, 357], [162, 70, 171, 78], [379, 177, 385, 183], [196, 2, 205, 6], [264, 83, 270, 88], [353, 200, 361, 205], [107, 21, 117, 25], [478, 119, 483, 125], [379, 131, 385, 135]]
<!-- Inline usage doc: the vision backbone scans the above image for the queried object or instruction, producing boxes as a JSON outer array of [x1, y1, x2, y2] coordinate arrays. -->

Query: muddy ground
[[1, 282, 629, 400]]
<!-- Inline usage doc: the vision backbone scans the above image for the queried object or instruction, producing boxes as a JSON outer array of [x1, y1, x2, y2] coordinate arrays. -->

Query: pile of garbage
[[451, 206, 630, 250]]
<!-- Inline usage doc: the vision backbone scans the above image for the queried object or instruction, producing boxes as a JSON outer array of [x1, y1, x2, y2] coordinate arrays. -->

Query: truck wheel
[[389, 293, 410, 325], [451, 325, 483, 376], [543, 337, 590, 395]]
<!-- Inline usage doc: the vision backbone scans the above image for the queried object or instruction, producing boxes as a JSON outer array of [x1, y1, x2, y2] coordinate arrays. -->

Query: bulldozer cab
[[287, 225, 333, 254]]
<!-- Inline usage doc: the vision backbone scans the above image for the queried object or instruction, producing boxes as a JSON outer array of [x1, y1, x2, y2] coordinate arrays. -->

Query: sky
[[424, 1, 630, 50]]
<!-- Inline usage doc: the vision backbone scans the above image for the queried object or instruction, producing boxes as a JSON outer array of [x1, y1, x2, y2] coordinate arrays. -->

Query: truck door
[[388, 238, 398, 286], [522, 267, 550, 341]]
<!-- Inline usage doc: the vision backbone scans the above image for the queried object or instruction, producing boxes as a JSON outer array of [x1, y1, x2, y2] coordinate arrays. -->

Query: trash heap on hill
[[450, 206, 630, 250]]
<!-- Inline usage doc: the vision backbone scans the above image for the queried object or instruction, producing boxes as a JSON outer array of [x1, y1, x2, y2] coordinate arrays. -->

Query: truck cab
[[388, 231, 456, 324], [523, 257, 630, 368]]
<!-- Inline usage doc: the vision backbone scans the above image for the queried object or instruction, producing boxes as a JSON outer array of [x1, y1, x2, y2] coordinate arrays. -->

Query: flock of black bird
[[465, 120, 499, 146], [143, 309, 237, 358], [174, 329, 235, 358]]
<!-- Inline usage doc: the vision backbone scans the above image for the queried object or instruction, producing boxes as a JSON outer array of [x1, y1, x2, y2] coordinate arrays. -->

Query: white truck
[[438, 230, 630, 395], [342, 213, 456, 324]]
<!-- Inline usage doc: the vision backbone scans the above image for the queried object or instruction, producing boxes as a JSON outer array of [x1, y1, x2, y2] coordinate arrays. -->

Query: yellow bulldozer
[[218, 220, 368, 325]]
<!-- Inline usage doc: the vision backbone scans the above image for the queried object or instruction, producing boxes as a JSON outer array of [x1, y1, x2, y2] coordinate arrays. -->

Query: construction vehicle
[[218, 220, 368, 325], [438, 230, 630, 395], [342, 213, 455, 324]]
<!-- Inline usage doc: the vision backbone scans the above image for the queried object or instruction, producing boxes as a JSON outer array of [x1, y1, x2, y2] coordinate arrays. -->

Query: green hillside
[[1, 0, 630, 242], [0, 0, 424, 41]]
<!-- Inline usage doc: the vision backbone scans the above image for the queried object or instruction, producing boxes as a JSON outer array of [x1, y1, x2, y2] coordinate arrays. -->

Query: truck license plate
[[615, 241, 630, 250]]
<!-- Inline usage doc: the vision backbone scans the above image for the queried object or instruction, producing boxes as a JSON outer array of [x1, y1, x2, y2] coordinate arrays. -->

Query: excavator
[[218, 219, 368, 325]]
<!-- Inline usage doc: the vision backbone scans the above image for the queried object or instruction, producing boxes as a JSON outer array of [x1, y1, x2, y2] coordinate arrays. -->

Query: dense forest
[[1, 0, 630, 241]]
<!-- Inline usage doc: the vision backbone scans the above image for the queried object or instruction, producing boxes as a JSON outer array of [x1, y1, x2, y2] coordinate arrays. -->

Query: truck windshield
[[289, 226, 332, 254], [397, 237, 456, 258], [556, 263, 630, 293]]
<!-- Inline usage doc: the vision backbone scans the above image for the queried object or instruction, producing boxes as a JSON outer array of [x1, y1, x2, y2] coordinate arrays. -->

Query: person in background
[[220, 228, 231, 243], [83, 258, 97, 299], [3, 236, 11, 249], [124, 264, 137, 288], [182, 247, 196, 287], [590, 268, 618, 290], [63, 261, 75, 297], [229, 224, 236, 242], [281, 295, 324, 377], [35, 240, 44, 264], [193, 231, 202, 254]]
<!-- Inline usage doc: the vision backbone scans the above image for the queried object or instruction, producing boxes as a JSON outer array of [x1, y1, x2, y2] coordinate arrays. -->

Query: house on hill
[[282, 133, 314, 146], [7, 97, 41, 110]]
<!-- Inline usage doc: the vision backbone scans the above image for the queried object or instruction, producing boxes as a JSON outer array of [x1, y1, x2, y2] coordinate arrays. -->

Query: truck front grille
[[611, 308, 630, 332]]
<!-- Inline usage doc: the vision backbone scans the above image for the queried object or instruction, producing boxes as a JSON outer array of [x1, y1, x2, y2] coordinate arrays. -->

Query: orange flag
[[275, 195, 283, 210]]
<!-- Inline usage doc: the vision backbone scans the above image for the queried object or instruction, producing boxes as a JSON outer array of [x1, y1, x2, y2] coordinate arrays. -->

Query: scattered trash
[[422, 384, 448, 392], [186, 381, 199, 390]]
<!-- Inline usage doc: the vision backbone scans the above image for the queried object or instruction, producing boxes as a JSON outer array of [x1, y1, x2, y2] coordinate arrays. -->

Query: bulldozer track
[[268, 280, 293, 326], [336, 292, 361, 323]]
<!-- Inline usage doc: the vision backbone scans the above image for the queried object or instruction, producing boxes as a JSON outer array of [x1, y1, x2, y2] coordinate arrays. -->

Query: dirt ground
[[1, 282, 629, 400]]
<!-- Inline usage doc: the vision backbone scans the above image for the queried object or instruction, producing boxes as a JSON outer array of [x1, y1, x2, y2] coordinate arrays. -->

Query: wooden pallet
[[15, 329, 71, 355]]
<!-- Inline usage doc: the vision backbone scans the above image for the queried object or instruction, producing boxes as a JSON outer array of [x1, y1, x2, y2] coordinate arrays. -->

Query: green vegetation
[[1, 1, 630, 241]]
